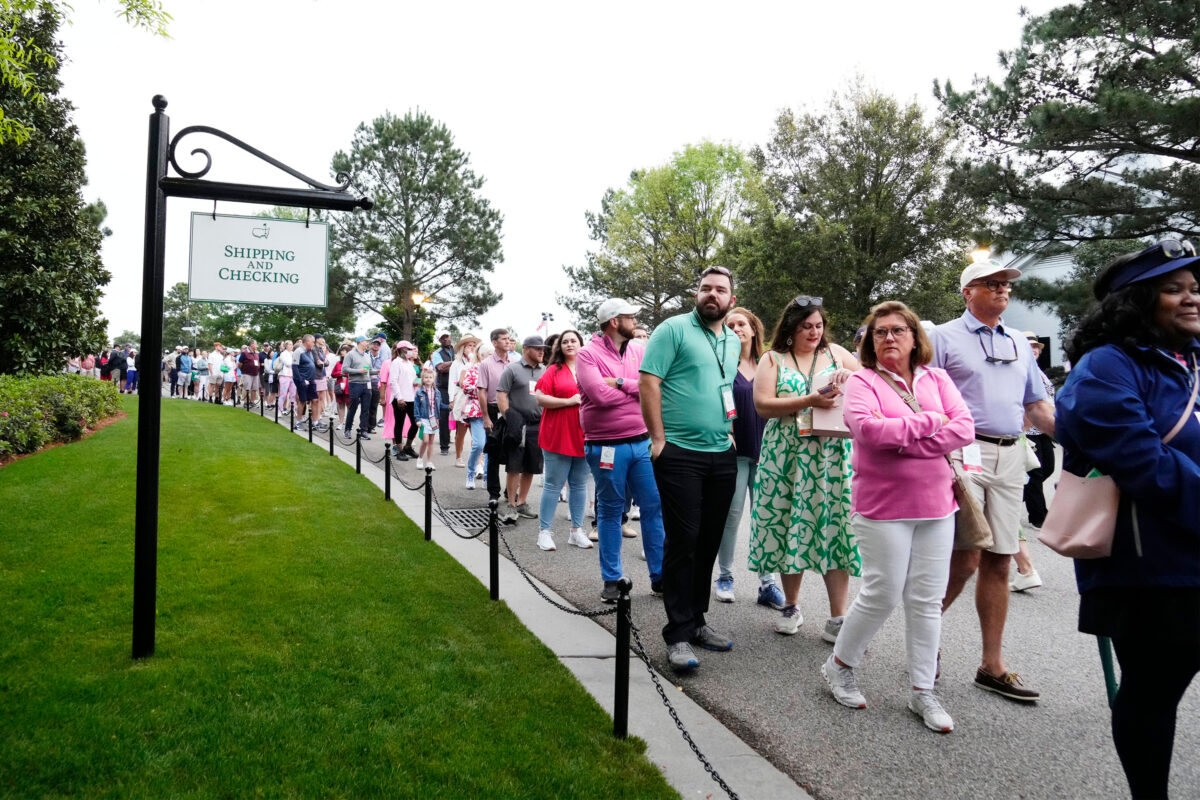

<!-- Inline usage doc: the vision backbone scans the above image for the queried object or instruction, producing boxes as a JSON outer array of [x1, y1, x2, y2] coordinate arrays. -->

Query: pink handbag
[[1038, 356, 1198, 559]]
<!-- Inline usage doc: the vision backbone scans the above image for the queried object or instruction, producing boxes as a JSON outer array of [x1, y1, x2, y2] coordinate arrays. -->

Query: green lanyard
[[694, 309, 728, 381]]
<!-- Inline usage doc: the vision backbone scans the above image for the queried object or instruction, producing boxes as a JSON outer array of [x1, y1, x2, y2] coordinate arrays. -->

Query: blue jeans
[[465, 416, 485, 474], [540, 451, 588, 531], [718, 456, 778, 585], [585, 440, 664, 584]]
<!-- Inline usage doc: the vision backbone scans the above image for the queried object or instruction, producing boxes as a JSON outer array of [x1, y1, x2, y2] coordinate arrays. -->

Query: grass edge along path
[[0, 396, 679, 800]]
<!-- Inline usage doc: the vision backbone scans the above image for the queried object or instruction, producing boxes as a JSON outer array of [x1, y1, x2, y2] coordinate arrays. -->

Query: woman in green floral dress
[[750, 296, 862, 639]]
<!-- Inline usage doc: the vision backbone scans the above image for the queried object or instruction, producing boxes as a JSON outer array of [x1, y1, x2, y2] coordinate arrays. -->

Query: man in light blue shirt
[[931, 259, 1056, 703]]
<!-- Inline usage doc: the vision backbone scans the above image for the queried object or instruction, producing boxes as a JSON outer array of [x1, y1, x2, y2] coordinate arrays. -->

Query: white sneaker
[[629, 504, 640, 520], [428, 461, 437, 471], [775, 605, 804, 635], [537, 531, 556, 551], [567, 527, 593, 549], [465, 474, 476, 490], [414, 458, 425, 469], [822, 616, 845, 643], [455, 458, 465, 468], [821, 655, 867, 709], [475, 466, 484, 478], [1010, 568, 1043, 592], [909, 689, 954, 733]]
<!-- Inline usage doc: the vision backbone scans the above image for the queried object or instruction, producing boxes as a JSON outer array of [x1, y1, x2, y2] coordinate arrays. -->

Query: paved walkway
[[263, 406, 1198, 800]]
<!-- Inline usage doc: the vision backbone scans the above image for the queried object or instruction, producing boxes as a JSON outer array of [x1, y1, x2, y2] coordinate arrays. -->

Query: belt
[[976, 434, 1018, 447]]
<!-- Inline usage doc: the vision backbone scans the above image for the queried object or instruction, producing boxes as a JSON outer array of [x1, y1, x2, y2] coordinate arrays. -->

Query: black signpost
[[133, 96, 371, 659]]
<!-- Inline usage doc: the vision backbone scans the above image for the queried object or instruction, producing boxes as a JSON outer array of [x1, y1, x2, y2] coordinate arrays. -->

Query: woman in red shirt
[[535, 330, 591, 552]]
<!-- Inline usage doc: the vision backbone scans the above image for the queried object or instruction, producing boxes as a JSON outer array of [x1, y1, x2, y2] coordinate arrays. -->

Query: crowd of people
[[67, 240, 1197, 795]]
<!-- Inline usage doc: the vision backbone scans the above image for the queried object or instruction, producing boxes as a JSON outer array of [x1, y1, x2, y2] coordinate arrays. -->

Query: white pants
[[833, 513, 954, 690]]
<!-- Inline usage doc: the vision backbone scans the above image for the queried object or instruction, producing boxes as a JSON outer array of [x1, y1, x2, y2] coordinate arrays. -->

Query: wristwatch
[[615, 377, 625, 388]]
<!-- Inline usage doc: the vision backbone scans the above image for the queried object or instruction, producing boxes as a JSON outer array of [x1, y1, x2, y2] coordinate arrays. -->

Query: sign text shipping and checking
[[188, 212, 329, 307]]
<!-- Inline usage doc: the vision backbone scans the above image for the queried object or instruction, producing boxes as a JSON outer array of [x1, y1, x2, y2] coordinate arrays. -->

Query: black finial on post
[[152, 95, 168, 111]]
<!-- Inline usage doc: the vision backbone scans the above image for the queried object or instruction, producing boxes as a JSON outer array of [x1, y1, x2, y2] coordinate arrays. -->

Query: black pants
[[438, 399, 451, 452], [1110, 631, 1199, 799], [652, 442, 737, 644], [368, 385, 381, 430], [1022, 433, 1056, 527]]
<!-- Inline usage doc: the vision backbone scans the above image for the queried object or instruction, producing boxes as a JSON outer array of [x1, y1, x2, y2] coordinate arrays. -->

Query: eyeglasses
[[872, 325, 911, 340], [966, 279, 1013, 292], [792, 295, 823, 307], [1155, 239, 1197, 259], [700, 266, 732, 277], [977, 330, 1018, 364]]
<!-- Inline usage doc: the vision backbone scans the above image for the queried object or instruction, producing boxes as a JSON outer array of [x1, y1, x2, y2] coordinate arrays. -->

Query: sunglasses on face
[[967, 279, 1013, 292]]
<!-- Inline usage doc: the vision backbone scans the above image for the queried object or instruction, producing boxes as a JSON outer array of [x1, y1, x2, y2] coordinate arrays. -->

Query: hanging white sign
[[187, 212, 328, 307]]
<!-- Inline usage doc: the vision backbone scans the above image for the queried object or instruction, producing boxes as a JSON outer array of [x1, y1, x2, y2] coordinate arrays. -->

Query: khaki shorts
[[239, 374, 259, 391], [955, 439, 1024, 555]]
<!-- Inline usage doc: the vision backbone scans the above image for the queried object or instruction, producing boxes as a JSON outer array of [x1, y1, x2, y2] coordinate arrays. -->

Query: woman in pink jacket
[[820, 301, 974, 734]]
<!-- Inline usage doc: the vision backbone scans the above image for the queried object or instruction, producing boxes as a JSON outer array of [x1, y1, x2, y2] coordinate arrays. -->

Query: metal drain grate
[[441, 507, 492, 530]]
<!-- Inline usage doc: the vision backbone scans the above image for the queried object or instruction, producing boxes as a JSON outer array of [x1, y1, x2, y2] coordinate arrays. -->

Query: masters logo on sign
[[188, 213, 329, 307]]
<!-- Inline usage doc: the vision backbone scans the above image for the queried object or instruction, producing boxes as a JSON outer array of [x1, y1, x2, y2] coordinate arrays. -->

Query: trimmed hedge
[[0, 374, 122, 458]]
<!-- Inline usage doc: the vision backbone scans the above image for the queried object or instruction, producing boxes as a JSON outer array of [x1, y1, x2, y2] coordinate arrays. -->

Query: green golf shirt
[[640, 309, 739, 452]]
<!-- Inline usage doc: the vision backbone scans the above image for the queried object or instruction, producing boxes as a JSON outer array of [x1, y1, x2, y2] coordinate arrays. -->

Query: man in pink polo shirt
[[577, 299, 666, 604]]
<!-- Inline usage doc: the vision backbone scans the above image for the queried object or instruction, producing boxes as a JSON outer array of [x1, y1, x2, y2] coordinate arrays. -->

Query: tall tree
[[331, 111, 503, 341], [1, 1, 170, 143], [561, 142, 759, 329], [0, 8, 112, 374], [725, 84, 981, 342], [937, 0, 1200, 252]]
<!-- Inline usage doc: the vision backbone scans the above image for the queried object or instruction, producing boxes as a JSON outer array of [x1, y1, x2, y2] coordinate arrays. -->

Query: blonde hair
[[420, 366, 436, 385]]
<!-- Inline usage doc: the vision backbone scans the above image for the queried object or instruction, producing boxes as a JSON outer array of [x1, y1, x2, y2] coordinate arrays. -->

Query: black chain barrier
[[627, 612, 740, 800], [495, 526, 617, 619]]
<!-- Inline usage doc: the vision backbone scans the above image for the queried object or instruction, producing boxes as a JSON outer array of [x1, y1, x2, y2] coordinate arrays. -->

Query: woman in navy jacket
[[1056, 240, 1200, 800]]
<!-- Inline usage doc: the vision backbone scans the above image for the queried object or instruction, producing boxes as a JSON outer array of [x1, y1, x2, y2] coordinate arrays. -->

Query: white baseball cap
[[960, 259, 1022, 290], [596, 298, 640, 326]]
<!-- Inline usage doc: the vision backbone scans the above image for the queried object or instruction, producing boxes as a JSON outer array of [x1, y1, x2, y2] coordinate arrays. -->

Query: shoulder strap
[[1162, 354, 1199, 446], [873, 368, 922, 413]]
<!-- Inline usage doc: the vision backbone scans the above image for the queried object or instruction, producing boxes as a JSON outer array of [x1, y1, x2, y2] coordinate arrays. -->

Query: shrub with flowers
[[0, 374, 122, 459]]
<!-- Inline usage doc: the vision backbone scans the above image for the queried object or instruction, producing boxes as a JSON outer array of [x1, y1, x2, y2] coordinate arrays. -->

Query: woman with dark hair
[[1056, 240, 1200, 799], [822, 300, 974, 732], [534, 329, 592, 551], [713, 307, 784, 608], [749, 296, 861, 638]]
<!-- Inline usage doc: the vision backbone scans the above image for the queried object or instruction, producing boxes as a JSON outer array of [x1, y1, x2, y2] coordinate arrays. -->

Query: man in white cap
[[930, 258, 1057, 703], [576, 299, 666, 604]]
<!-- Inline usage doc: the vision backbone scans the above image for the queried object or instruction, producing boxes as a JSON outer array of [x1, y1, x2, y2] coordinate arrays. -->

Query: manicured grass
[[0, 396, 678, 799]]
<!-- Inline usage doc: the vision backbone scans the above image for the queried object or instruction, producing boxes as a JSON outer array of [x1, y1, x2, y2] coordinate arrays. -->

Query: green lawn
[[0, 396, 678, 799]]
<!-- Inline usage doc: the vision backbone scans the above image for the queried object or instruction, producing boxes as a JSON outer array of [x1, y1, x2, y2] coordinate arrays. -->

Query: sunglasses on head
[[792, 295, 822, 308], [1155, 239, 1197, 259]]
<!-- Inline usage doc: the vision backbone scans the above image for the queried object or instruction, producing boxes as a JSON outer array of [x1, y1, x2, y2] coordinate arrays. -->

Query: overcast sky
[[59, 0, 1055, 344]]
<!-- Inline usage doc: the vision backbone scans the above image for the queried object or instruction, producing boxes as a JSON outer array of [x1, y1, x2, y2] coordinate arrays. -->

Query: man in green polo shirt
[[640, 265, 740, 673]]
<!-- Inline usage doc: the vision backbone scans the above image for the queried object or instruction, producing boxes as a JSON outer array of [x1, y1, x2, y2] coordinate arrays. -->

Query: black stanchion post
[[355, 435, 361, 474], [308, 415, 313, 443], [614, 577, 633, 739], [274, 399, 278, 425], [424, 466, 433, 541], [384, 448, 391, 501], [259, 393, 263, 417], [328, 421, 334, 456], [488, 498, 499, 600]]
